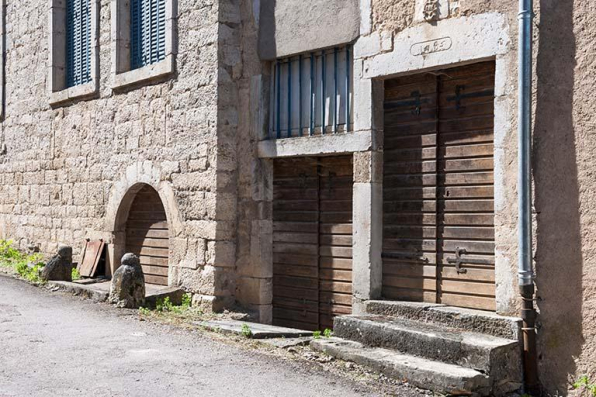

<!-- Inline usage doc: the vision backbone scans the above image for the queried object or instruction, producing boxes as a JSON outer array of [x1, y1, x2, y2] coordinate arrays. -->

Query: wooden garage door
[[125, 185, 169, 285], [272, 156, 353, 331], [382, 62, 496, 311]]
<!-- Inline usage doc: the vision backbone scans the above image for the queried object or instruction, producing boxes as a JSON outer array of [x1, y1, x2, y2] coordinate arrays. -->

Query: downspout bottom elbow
[[520, 284, 539, 395]]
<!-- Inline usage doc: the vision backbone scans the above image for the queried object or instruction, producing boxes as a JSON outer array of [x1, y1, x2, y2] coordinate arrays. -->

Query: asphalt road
[[0, 276, 385, 397]]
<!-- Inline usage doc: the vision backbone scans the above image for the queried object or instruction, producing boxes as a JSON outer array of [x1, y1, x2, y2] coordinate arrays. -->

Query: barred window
[[66, 0, 92, 88], [270, 46, 353, 139], [130, 0, 166, 70]]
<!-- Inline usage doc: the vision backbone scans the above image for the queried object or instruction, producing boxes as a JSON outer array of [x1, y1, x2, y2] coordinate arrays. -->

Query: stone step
[[311, 338, 491, 396], [334, 314, 520, 377], [365, 300, 521, 340]]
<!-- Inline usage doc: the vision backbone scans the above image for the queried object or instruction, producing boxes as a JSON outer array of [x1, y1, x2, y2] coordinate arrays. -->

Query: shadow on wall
[[258, 0, 277, 59], [534, 0, 583, 393]]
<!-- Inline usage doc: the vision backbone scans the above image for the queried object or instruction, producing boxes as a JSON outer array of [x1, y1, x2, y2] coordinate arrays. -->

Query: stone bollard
[[109, 253, 145, 309], [40, 245, 73, 282]]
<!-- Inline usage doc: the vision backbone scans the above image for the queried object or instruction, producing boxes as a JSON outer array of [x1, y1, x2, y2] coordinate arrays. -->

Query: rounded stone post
[[108, 253, 146, 308], [40, 245, 73, 282]]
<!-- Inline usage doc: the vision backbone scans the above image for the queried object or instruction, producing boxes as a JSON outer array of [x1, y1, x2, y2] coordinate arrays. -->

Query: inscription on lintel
[[410, 37, 453, 56]]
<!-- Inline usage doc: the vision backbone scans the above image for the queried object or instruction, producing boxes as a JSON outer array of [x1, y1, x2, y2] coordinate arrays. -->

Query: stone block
[[235, 277, 272, 306], [206, 240, 236, 268]]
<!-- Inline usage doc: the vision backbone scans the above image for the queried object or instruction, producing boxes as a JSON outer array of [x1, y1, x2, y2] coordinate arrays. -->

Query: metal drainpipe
[[518, 0, 539, 393]]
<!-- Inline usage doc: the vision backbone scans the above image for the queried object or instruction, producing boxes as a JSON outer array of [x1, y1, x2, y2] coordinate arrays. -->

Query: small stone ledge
[[144, 286, 185, 309], [257, 130, 373, 158], [48, 279, 184, 307], [111, 55, 175, 91], [48, 280, 110, 302], [195, 319, 313, 339]]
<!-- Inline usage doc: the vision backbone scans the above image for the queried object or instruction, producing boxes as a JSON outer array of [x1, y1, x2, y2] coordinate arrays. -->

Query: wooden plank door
[[382, 72, 440, 303], [437, 62, 496, 310], [125, 185, 170, 286], [382, 61, 496, 311], [273, 156, 353, 331], [273, 158, 320, 330], [318, 156, 353, 330]]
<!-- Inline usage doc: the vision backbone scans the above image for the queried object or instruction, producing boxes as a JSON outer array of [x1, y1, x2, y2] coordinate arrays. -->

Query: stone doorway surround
[[352, 12, 516, 315], [103, 162, 183, 283]]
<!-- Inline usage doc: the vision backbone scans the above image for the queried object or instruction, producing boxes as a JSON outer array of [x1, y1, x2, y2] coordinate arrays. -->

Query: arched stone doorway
[[120, 184, 170, 285]]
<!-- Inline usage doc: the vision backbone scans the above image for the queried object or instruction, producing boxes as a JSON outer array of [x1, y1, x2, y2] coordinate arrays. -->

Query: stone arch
[[105, 162, 183, 281]]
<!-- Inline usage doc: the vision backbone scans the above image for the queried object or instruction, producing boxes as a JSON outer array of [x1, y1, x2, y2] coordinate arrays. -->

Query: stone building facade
[[0, 0, 594, 394]]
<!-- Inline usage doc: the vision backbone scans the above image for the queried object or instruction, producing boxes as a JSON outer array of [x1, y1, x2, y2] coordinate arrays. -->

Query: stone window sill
[[111, 55, 175, 90], [49, 81, 99, 107], [257, 130, 373, 158]]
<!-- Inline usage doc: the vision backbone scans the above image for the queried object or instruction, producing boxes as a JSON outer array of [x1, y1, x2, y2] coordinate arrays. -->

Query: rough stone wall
[[369, 0, 596, 393], [216, 0, 273, 321], [0, 0, 229, 301]]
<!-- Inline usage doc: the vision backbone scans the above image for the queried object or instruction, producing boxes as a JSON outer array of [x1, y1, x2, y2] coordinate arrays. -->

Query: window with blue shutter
[[66, 0, 92, 88], [130, 0, 166, 70]]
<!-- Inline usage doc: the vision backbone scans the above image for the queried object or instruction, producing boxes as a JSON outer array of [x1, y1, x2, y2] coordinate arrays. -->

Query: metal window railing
[[270, 45, 353, 139]]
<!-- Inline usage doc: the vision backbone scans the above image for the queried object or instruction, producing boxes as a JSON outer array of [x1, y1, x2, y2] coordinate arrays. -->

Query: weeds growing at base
[[573, 375, 596, 397], [138, 293, 203, 319], [241, 323, 252, 338], [0, 240, 45, 284]]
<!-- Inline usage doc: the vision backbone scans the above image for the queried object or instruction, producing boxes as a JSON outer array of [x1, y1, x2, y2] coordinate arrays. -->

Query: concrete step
[[365, 300, 521, 340], [312, 338, 491, 396], [334, 315, 519, 373]]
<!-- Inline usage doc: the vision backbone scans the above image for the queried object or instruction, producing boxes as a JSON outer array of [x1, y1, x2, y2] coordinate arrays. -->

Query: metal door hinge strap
[[382, 252, 429, 262], [447, 86, 495, 110], [384, 91, 424, 115], [446, 247, 493, 274]]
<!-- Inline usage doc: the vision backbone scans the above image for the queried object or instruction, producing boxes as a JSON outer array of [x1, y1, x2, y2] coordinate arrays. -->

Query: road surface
[[0, 275, 396, 397]]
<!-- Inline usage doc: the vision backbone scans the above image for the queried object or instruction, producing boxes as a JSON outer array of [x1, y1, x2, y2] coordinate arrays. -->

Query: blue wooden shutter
[[66, 0, 91, 88], [130, 0, 166, 70]]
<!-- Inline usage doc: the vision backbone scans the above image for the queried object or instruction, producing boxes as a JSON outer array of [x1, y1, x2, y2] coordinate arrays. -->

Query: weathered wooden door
[[125, 185, 169, 285], [272, 156, 353, 330], [382, 62, 496, 311]]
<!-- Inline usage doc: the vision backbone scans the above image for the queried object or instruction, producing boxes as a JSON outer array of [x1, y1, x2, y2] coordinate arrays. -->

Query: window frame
[[269, 45, 354, 140], [48, 0, 100, 106], [111, 0, 177, 90]]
